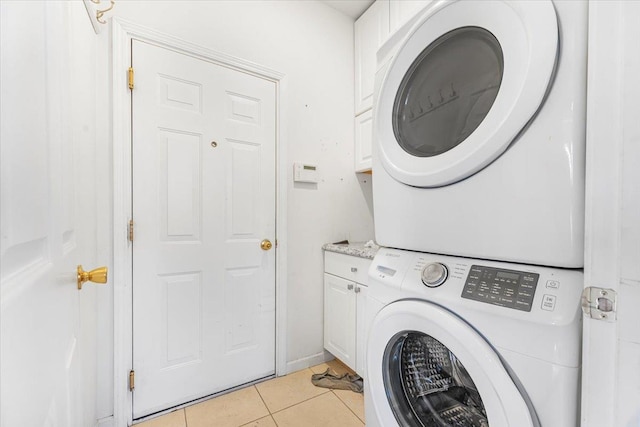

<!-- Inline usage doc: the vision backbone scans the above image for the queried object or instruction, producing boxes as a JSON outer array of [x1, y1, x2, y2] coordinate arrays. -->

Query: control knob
[[421, 262, 448, 287]]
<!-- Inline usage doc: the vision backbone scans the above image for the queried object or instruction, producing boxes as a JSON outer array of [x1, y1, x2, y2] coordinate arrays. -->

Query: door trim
[[111, 18, 288, 426]]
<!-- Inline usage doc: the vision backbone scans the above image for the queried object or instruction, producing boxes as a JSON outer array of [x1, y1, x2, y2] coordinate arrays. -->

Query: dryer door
[[376, 0, 557, 187], [367, 300, 537, 427]]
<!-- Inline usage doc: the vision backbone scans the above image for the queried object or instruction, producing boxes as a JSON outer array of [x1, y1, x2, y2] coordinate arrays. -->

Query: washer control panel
[[461, 265, 540, 312]]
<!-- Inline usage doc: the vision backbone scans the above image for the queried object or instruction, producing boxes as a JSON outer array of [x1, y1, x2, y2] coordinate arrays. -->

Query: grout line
[[182, 408, 188, 427], [236, 386, 273, 426], [331, 390, 366, 424], [256, 368, 332, 414], [269, 389, 332, 415], [254, 384, 272, 414]]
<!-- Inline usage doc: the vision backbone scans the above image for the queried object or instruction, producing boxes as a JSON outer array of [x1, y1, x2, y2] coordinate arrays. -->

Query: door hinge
[[128, 67, 134, 90], [581, 287, 617, 322], [128, 219, 134, 242], [129, 370, 135, 391]]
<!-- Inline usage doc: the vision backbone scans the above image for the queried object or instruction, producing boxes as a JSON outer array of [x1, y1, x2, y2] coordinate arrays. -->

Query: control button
[[541, 294, 557, 311], [546, 280, 560, 289], [421, 262, 448, 287], [499, 296, 514, 305]]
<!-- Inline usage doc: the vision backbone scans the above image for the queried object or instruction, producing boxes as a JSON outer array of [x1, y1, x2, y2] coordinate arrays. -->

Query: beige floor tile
[[310, 359, 355, 376], [309, 363, 330, 375], [185, 386, 269, 427], [272, 392, 364, 427], [333, 390, 365, 423], [133, 409, 186, 427], [255, 368, 329, 413], [239, 415, 277, 427]]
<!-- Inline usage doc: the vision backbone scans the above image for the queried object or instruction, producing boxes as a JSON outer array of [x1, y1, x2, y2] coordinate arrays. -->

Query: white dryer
[[373, 0, 587, 267], [365, 247, 583, 427]]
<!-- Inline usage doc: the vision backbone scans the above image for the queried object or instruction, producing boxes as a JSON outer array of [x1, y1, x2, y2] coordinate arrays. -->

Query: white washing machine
[[365, 247, 583, 427], [373, 0, 587, 268]]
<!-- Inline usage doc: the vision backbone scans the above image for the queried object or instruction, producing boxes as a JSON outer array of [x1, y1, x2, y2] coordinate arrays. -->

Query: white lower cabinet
[[323, 252, 371, 377], [355, 282, 369, 377], [324, 273, 357, 370]]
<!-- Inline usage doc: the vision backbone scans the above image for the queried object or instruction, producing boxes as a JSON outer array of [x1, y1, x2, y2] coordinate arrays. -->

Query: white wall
[[93, 0, 374, 419]]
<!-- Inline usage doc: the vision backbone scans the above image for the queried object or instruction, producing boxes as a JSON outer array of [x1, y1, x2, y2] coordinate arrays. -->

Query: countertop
[[322, 241, 380, 260]]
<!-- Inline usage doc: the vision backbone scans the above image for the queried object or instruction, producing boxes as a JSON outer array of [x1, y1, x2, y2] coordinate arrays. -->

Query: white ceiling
[[321, 0, 375, 19]]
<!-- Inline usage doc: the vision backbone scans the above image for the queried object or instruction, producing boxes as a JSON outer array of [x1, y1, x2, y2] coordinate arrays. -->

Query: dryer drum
[[384, 331, 488, 427], [392, 26, 504, 159]]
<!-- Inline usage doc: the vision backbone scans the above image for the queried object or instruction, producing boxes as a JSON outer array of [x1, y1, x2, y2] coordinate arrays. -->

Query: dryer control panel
[[461, 265, 539, 312]]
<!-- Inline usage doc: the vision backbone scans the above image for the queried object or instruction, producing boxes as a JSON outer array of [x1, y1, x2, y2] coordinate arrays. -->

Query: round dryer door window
[[376, 0, 558, 187], [384, 331, 489, 426], [393, 27, 503, 158]]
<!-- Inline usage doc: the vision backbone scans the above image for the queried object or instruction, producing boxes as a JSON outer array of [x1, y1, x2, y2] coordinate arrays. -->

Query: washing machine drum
[[367, 301, 537, 427], [376, 0, 558, 187], [385, 332, 489, 426]]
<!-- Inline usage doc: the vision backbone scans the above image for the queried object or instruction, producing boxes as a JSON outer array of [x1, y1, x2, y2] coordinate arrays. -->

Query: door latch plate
[[581, 287, 617, 322]]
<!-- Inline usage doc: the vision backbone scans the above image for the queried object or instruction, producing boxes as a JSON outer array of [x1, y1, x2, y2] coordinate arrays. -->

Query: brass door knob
[[260, 239, 273, 251], [77, 265, 108, 290]]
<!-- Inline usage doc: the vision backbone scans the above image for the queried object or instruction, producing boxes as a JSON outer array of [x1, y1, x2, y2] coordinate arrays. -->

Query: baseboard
[[96, 416, 114, 427], [285, 351, 335, 374]]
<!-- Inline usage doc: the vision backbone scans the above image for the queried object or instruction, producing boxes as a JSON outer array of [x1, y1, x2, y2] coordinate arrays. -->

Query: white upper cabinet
[[389, 0, 431, 34], [355, 109, 373, 172], [353, 0, 432, 172], [355, 0, 389, 115]]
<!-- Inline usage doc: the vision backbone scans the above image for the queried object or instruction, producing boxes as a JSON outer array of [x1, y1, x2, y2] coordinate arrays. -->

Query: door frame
[[582, 1, 640, 425], [111, 18, 288, 426]]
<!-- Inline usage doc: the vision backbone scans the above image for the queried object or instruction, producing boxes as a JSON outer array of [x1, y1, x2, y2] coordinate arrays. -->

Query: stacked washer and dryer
[[366, 1, 587, 426]]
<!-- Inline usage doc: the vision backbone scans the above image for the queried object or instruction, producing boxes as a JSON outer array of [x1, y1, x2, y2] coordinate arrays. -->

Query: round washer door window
[[384, 331, 489, 426], [393, 27, 504, 158], [366, 300, 537, 427]]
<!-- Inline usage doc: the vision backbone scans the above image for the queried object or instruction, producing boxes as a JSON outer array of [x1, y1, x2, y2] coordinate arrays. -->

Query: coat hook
[[96, 0, 115, 24]]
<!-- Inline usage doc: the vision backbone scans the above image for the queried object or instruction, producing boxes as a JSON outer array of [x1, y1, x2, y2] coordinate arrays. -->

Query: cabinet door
[[389, 0, 432, 34], [355, 0, 389, 115], [355, 284, 369, 377], [324, 273, 357, 371], [355, 109, 373, 172]]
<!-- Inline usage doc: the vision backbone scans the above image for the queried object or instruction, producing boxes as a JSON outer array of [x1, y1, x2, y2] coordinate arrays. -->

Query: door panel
[[0, 2, 99, 426], [132, 41, 276, 418]]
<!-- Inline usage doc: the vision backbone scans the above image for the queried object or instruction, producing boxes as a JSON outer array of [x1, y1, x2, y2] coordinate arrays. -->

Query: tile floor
[[134, 360, 365, 427]]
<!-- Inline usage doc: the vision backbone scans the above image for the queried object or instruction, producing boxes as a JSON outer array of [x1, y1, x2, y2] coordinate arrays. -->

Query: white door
[[131, 41, 277, 418], [1, 2, 100, 426]]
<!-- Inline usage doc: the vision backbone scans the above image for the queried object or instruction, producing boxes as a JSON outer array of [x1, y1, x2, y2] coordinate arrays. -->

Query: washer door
[[376, 0, 558, 187], [367, 300, 537, 427]]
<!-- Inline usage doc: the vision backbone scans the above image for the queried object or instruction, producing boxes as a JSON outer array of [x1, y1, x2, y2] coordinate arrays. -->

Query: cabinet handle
[[355, 286, 361, 293], [347, 284, 354, 291], [351, 267, 358, 272]]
